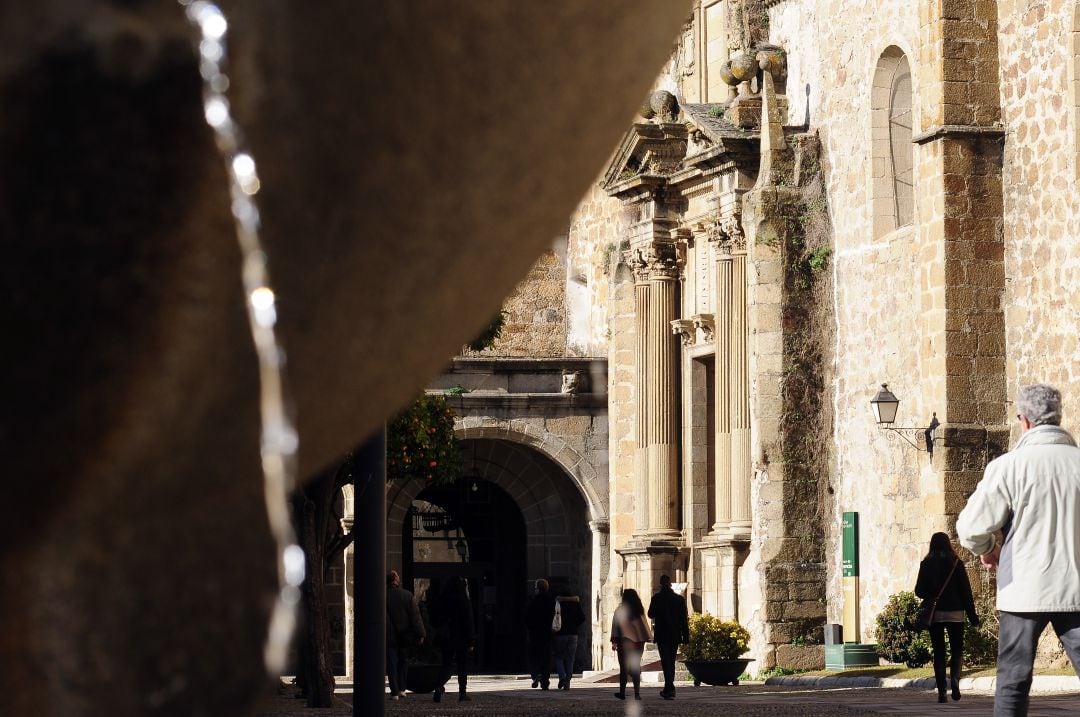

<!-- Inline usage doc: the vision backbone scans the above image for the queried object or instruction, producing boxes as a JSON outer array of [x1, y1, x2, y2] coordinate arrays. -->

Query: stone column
[[711, 246, 733, 534], [633, 269, 651, 535], [729, 247, 752, 537], [340, 483, 355, 679], [646, 247, 681, 536]]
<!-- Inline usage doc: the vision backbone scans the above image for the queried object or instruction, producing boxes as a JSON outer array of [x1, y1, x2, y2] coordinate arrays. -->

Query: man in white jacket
[[957, 383, 1080, 717]]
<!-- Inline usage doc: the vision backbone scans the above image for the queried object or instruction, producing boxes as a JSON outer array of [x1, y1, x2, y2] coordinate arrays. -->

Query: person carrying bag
[[914, 532, 980, 703]]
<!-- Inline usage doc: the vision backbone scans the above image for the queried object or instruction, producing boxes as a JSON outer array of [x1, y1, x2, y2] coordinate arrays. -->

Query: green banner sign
[[842, 511, 859, 577]]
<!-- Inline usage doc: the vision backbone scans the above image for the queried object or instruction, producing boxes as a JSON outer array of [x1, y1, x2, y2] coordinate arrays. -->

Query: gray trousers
[[996, 611, 1080, 717]]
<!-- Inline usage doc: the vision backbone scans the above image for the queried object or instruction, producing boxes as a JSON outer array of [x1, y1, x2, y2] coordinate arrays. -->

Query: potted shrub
[[682, 613, 754, 686]]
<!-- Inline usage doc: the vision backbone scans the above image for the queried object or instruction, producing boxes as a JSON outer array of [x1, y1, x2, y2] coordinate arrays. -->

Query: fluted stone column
[[627, 240, 682, 539], [647, 256, 680, 536], [729, 249, 751, 537], [633, 273, 650, 535], [711, 249, 733, 534]]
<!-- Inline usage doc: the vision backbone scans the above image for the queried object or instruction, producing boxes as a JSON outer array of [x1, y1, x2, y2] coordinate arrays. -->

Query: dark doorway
[[403, 478, 527, 673]]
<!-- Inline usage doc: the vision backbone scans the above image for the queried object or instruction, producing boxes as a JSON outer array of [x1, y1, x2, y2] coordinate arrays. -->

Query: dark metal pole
[[354, 427, 386, 717]]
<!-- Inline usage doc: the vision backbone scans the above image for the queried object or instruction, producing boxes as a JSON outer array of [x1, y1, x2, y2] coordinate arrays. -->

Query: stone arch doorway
[[404, 479, 527, 672], [388, 436, 596, 673]]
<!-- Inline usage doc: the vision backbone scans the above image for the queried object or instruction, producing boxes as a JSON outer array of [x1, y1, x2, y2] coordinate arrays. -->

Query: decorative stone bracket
[[692, 313, 715, 342], [671, 319, 696, 346]]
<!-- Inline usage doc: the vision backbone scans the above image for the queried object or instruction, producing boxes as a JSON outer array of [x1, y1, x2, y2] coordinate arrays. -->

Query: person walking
[[431, 576, 475, 703], [553, 591, 586, 690], [525, 578, 557, 690], [385, 570, 425, 700], [914, 533, 979, 703], [610, 588, 652, 701], [957, 384, 1080, 717], [648, 575, 690, 700]]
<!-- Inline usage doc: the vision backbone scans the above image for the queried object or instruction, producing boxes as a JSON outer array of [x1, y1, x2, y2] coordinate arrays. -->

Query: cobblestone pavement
[[255, 678, 1080, 716]]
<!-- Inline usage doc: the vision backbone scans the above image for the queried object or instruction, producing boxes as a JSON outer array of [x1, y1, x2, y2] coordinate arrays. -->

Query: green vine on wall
[[777, 133, 834, 567], [387, 395, 462, 486], [466, 310, 508, 352]]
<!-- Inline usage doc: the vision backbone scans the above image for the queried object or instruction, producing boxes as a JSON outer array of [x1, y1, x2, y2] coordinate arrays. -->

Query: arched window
[[872, 47, 914, 236]]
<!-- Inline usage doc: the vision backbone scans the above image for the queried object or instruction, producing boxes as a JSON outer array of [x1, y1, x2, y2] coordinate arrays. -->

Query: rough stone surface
[[0, 1, 691, 714]]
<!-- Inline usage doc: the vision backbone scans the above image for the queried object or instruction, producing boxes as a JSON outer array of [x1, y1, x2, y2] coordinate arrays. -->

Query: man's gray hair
[[1017, 383, 1063, 426]]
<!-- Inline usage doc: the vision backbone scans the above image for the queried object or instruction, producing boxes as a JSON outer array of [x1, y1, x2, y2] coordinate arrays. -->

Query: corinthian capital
[[626, 240, 683, 282], [705, 212, 746, 252]]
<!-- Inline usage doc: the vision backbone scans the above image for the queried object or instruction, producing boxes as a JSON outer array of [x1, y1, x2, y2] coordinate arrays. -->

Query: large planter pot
[[405, 663, 443, 694], [683, 658, 754, 687]]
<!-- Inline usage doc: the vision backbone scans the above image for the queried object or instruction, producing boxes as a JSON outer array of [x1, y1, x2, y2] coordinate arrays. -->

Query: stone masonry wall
[[999, 0, 1080, 428], [462, 243, 568, 358], [567, 181, 632, 357], [768, 0, 934, 642]]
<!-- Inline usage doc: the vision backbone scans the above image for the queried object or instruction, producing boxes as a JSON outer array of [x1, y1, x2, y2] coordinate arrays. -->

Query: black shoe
[[541, 681, 550, 690], [563, 680, 571, 691], [952, 678, 961, 701], [433, 686, 444, 703], [661, 691, 674, 700], [614, 692, 625, 700], [937, 691, 947, 703], [459, 693, 472, 702], [531, 680, 539, 688]]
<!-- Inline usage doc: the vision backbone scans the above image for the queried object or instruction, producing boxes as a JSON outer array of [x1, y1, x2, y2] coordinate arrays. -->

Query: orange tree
[[387, 394, 462, 486]]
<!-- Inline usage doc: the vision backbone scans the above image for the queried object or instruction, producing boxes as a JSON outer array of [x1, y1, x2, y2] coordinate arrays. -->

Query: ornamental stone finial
[[648, 90, 679, 123]]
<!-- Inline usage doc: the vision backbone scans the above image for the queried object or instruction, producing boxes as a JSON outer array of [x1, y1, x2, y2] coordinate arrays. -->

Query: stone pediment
[[601, 121, 689, 194], [602, 93, 760, 197]]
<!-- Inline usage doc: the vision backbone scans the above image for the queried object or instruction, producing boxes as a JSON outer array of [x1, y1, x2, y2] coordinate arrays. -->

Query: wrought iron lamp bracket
[[877, 413, 941, 462]]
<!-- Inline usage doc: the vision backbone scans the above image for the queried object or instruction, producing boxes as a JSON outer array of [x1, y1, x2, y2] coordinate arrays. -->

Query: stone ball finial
[[639, 97, 656, 119], [755, 44, 787, 82], [717, 61, 737, 86], [727, 53, 757, 83], [649, 90, 678, 122]]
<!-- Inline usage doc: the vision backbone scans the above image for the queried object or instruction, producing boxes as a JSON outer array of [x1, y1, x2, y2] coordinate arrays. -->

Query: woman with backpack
[[553, 591, 586, 690]]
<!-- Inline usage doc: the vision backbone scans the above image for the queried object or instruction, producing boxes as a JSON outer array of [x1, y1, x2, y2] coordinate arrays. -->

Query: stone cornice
[[441, 392, 607, 411], [912, 124, 1006, 145]]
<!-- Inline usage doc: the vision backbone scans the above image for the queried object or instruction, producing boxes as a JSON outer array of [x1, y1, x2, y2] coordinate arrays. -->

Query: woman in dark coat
[[915, 532, 980, 703], [432, 576, 475, 703]]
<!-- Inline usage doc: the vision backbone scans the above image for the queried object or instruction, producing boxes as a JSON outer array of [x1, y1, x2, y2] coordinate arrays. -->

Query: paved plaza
[[256, 677, 1080, 716]]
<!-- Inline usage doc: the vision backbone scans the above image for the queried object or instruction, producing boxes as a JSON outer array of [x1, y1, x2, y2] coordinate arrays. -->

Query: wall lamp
[[870, 383, 940, 461]]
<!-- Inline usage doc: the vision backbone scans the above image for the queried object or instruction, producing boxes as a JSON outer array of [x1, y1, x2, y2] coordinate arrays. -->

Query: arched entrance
[[389, 435, 596, 673], [403, 479, 526, 672]]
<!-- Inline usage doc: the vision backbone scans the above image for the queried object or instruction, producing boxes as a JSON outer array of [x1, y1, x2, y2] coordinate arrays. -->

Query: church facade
[[572, 0, 1080, 671], [365, 0, 1080, 674]]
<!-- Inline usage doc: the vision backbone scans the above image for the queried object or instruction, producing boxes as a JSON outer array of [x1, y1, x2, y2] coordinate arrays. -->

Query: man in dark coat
[[525, 578, 557, 690], [648, 575, 690, 700], [386, 570, 425, 699], [432, 576, 475, 702]]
